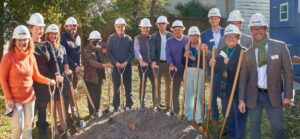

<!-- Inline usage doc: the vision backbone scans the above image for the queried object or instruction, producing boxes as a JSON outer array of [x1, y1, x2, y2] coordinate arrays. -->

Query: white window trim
[[280, 2, 288, 22], [298, 0, 300, 13]]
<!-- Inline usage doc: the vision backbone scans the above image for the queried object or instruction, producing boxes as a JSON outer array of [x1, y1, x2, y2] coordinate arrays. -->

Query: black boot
[[36, 121, 49, 139]]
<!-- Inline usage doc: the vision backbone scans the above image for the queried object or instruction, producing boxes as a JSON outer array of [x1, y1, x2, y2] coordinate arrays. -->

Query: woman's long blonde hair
[[8, 38, 35, 54], [45, 32, 61, 47]]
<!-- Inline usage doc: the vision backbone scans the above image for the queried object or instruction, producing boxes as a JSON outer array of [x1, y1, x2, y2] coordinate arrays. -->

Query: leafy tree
[[175, 0, 208, 18]]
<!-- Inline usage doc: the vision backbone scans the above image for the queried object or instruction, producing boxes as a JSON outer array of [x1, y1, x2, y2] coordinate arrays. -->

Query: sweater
[[0, 49, 50, 103]]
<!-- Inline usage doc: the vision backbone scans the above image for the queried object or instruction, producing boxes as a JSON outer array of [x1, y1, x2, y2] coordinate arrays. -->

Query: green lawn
[[0, 65, 299, 139]]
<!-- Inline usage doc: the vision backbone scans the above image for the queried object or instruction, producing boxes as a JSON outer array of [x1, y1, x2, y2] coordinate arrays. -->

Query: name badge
[[271, 55, 279, 60], [209, 39, 214, 42]]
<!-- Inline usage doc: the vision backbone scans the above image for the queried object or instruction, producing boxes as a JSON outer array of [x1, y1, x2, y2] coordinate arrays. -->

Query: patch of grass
[[0, 65, 300, 138]]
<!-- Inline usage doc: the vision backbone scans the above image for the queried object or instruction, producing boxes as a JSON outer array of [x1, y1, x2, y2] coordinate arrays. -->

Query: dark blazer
[[150, 31, 173, 63], [215, 44, 245, 100], [239, 38, 293, 108], [201, 27, 225, 51]]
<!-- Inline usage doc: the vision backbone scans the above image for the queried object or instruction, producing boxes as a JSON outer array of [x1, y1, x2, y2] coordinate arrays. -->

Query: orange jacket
[[0, 49, 50, 103]]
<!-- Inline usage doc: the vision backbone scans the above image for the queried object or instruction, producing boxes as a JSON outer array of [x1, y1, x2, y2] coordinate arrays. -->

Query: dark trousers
[[221, 97, 247, 139], [170, 71, 183, 114], [158, 62, 171, 107], [248, 92, 286, 139], [212, 73, 220, 120], [138, 65, 155, 107], [112, 65, 133, 109], [85, 80, 103, 115]]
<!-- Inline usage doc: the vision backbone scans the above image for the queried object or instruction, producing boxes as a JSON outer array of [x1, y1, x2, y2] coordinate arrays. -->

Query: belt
[[257, 88, 268, 93], [159, 60, 167, 63]]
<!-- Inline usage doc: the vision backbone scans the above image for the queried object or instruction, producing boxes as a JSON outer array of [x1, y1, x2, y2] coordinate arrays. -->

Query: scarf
[[253, 35, 268, 67]]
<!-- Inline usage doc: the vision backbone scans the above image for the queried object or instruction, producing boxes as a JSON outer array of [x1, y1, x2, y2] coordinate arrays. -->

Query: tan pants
[[158, 62, 171, 107], [11, 100, 35, 139]]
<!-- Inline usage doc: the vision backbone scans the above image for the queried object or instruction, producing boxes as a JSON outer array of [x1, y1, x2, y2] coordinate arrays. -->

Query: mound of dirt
[[73, 108, 203, 139]]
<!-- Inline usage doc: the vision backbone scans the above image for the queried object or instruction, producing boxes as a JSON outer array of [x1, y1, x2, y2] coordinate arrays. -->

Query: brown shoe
[[212, 119, 219, 126]]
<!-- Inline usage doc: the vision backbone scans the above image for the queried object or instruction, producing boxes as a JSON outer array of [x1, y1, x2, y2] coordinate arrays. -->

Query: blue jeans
[[248, 92, 286, 139], [221, 97, 247, 139], [184, 68, 203, 123]]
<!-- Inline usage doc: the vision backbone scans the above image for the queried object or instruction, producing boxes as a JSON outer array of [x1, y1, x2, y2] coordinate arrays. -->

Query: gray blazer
[[238, 38, 293, 108], [217, 33, 252, 52]]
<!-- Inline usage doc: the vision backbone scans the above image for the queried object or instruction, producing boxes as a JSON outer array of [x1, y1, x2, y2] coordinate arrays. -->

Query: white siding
[[234, 0, 270, 34]]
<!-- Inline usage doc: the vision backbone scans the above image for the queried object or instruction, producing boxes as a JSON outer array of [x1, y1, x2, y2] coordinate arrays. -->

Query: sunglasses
[[157, 23, 166, 25]]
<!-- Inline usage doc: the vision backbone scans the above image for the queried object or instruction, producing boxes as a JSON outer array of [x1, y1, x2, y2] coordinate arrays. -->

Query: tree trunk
[[150, 0, 157, 26], [0, 2, 5, 60]]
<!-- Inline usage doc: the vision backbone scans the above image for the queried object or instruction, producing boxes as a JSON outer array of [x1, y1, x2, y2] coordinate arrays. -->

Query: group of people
[[0, 7, 293, 139]]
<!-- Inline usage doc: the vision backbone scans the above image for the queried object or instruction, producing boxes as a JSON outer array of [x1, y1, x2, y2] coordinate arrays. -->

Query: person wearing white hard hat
[[183, 26, 208, 125], [150, 15, 173, 110], [107, 17, 134, 111], [217, 10, 252, 51], [210, 24, 247, 139], [202, 8, 225, 126], [83, 31, 111, 118], [61, 16, 83, 84], [45, 24, 72, 136], [133, 18, 155, 108], [238, 13, 292, 139], [27, 12, 62, 138], [166, 20, 189, 114], [0, 25, 55, 139]]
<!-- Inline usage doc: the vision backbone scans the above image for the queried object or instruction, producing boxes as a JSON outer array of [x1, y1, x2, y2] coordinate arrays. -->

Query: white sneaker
[[125, 107, 130, 111], [90, 114, 95, 119], [96, 111, 103, 118]]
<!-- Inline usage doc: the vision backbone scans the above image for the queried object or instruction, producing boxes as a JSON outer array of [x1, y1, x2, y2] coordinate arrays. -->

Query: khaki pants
[[11, 100, 35, 139], [158, 62, 171, 107]]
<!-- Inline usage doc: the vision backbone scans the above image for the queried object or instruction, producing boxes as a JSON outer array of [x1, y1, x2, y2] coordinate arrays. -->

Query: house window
[[280, 2, 288, 21]]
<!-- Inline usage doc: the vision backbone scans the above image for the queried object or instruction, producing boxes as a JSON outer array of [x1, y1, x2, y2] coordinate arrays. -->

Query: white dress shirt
[[213, 29, 221, 48], [160, 33, 167, 61], [255, 44, 268, 89]]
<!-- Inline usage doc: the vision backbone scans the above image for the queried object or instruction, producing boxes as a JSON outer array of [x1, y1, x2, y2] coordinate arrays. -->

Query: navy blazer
[[201, 28, 225, 51]]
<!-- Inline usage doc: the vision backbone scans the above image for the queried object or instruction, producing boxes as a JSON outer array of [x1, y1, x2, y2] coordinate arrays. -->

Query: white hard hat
[[188, 26, 201, 36], [208, 8, 221, 17], [65, 17, 78, 26], [12, 25, 31, 39], [224, 24, 241, 36], [156, 16, 169, 24], [171, 20, 185, 30], [27, 12, 46, 26], [114, 17, 126, 25], [45, 24, 60, 33], [88, 31, 102, 40], [139, 18, 152, 27], [227, 10, 244, 22], [248, 13, 268, 28]]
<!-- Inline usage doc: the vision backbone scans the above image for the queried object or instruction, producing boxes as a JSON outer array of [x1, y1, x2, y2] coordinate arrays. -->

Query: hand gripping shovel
[[117, 67, 126, 111], [65, 73, 86, 129], [152, 66, 160, 111], [48, 84, 57, 139], [219, 51, 244, 139], [205, 48, 216, 136], [139, 65, 148, 109], [166, 68, 177, 117]]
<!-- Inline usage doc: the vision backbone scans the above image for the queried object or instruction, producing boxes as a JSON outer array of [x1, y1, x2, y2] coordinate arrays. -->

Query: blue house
[[270, 0, 300, 56]]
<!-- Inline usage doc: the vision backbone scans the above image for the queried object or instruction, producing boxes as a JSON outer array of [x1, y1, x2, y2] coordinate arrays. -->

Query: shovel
[[180, 44, 189, 120], [205, 48, 216, 136], [139, 65, 148, 108], [166, 68, 177, 117], [65, 74, 86, 129], [48, 84, 57, 139], [219, 51, 244, 139], [103, 67, 113, 114], [152, 66, 160, 111], [56, 81, 68, 135], [117, 67, 126, 111], [199, 47, 206, 133], [191, 46, 202, 127]]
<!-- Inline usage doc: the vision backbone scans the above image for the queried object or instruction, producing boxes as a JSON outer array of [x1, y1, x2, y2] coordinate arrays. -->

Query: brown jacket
[[239, 38, 293, 108]]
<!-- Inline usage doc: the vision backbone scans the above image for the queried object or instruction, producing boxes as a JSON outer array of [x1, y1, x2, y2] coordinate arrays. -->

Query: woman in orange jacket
[[0, 25, 55, 139]]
